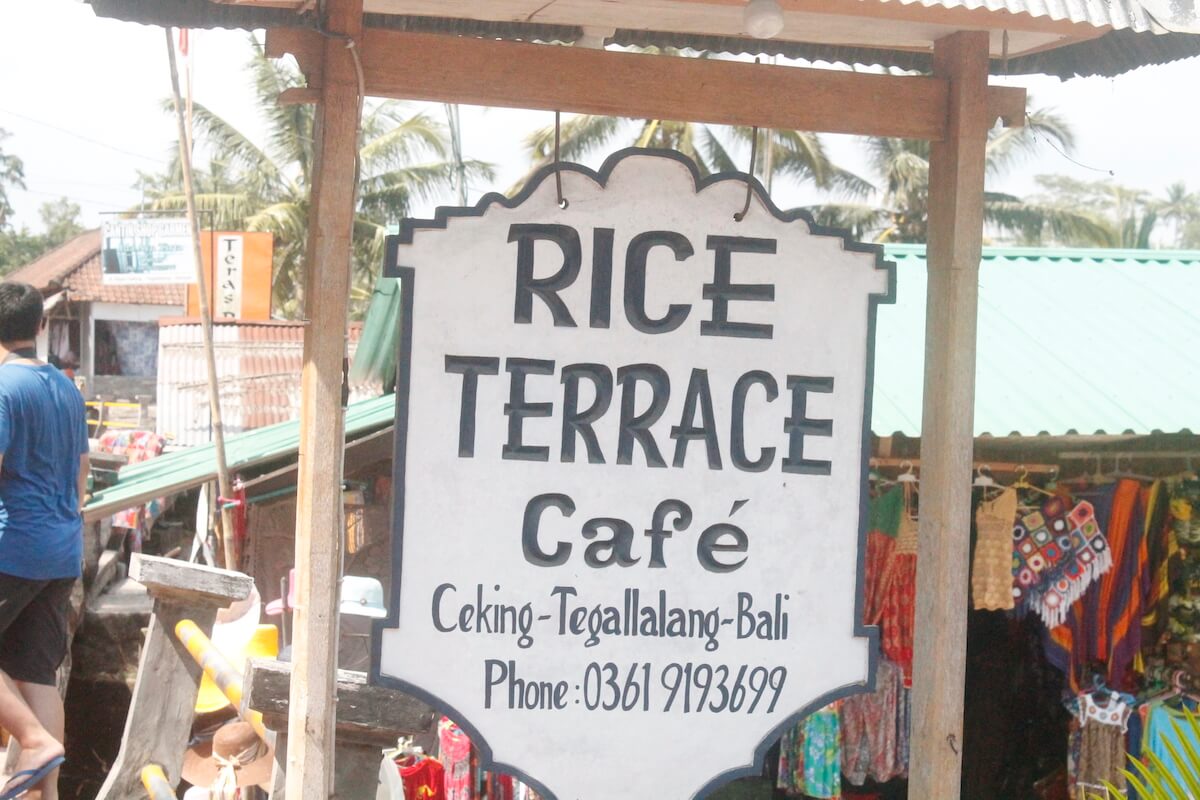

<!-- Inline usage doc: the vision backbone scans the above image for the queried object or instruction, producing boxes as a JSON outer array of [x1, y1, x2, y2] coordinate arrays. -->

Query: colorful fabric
[[1140, 481, 1175, 642], [972, 488, 1018, 611], [802, 704, 842, 799], [879, 511, 917, 685], [842, 659, 905, 785], [438, 717, 472, 800], [1074, 693, 1131, 794], [399, 756, 446, 800], [1045, 480, 1147, 693], [99, 430, 167, 533], [863, 487, 903, 625], [1013, 496, 1113, 628], [777, 721, 805, 794], [1144, 701, 1200, 794], [869, 486, 904, 539]]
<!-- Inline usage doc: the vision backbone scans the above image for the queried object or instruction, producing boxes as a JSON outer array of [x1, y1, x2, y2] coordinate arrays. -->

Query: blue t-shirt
[[0, 363, 88, 580]]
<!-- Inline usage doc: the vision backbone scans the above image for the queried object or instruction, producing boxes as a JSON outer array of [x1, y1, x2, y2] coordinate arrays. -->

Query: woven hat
[[182, 720, 274, 790]]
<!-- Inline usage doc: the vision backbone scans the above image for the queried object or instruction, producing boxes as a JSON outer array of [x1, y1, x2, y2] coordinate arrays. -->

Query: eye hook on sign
[[554, 110, 569, 210], [734, 126, 759, 222]]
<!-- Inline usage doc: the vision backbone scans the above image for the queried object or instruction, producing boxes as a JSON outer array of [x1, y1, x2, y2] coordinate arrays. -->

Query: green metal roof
[[85, 394, 396, 521], [348, 278, 401, 389], [873, 244, 1200, 438]]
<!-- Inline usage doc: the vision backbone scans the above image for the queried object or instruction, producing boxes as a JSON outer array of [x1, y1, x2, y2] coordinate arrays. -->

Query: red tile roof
[[6, 229, 186, 306]]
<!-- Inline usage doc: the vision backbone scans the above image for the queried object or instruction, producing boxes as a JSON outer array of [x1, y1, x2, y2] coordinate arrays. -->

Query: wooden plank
[[265, 27, 948, 139], [94, 602, 220, 800], [268, 28, 1028, 137], [130, 553, 254, 604], [908, 30, 990, 800], [244, 659, 436, 742], [285, 0, 362, 797]]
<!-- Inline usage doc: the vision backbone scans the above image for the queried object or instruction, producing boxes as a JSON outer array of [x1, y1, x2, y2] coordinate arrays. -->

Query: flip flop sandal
[[0, 755, 66, 800]]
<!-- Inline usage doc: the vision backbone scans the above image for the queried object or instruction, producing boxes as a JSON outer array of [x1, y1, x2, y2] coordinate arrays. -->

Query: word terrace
[[446, 224, 840, 478]]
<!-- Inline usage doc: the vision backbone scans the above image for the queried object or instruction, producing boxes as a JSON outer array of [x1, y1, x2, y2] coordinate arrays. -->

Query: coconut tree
[[1157, 182, 1200, 248], [144, 39, 495, 317], [810, 106, 1112, 245], [516, 113, 865, 202]]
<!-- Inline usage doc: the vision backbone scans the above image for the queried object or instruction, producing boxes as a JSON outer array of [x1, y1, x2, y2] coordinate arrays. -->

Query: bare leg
[[0, 671, 62, 800], [13, 681, 63, 800]]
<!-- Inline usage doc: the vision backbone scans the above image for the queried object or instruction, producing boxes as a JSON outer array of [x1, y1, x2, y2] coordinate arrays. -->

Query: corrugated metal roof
[[85, 392, 396, 520], [84, 0, 1200, 80], [157, 319, 374, 446], [347, 278, 400, 389], [872, 244, 1200, 438]]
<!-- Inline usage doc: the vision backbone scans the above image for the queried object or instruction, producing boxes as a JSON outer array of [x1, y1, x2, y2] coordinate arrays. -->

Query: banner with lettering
[[374, 149, 894, 799]]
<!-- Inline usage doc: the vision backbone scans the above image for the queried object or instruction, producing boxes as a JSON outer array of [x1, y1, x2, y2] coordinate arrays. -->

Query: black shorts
[[0, 572, 75, 686]]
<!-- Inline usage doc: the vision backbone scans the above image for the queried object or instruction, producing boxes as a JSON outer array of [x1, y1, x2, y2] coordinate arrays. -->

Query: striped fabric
[[1044, 479, 1147, 694]]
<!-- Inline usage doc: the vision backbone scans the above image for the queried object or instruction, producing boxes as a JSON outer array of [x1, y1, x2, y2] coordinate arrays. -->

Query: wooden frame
[[267, 28, 1026, 139]]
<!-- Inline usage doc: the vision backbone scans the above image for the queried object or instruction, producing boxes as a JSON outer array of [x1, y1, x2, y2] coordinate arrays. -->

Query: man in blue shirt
[[0, 282, 88, 800]]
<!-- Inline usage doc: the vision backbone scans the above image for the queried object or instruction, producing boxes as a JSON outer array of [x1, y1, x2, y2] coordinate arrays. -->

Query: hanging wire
[[554, 110, 569, 210], [734, 125, 759, 222], [1025, 113, 1114, 175]]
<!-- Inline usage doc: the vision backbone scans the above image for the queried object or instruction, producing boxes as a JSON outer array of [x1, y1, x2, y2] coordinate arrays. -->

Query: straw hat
[[182, 720, 274, 791], [195, 624, 279, 714]]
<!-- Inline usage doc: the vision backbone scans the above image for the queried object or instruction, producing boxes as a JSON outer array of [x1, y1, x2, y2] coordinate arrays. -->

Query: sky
[[1, 0, 1199, 235]]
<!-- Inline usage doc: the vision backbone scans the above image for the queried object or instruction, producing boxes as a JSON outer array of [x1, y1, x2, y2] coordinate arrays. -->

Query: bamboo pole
[[165, 29, 239, 570], [908, 30, 991, 800]]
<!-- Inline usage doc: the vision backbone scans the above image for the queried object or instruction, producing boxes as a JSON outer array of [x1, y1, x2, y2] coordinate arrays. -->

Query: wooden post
[[94, 555, 253, 800], [244, 659, 436, 799], [286, 0, 362, 797], [908, 30, 991, 800]]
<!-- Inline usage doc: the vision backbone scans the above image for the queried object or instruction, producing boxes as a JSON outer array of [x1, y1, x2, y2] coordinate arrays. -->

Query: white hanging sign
[[374, 150, 893, 799]]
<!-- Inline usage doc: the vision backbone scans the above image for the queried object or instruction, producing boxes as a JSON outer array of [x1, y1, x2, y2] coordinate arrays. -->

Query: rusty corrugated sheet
[[156, 319, 375, 446], [86, 0, 1200, 78]]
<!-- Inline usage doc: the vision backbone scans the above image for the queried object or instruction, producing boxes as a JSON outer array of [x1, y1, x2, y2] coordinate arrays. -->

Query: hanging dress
[[841, 658, 904, 785], [972, 487, 1018, 611], [802, 703, 842, 799], [438, 717, 472, 800], [1072, 693, 1132, 798], [879, 485, 918, 685]]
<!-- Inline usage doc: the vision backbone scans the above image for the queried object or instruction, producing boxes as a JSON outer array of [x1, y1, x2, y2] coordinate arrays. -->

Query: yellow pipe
[[140, 764, 177, 799], [175, 619, 270, 742]]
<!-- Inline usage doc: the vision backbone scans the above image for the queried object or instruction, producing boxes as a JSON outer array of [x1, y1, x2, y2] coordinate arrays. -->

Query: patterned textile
[[1140, 481, 1175, 641], [777, 721, 805, 794], [863, 488, 903, 625], [1045, 480, 1147, 693], [898, 688, 911, 779], [841, 659, 905, 786], [879, 510, 918, 686], [802, 704, 842, 799], [1073, 694, 1131, 794], [98, 430, 167, 534], [972, 488, 1018, 611], [1013, 496, 1113, 628], [399, 756, 446, 800], [438, 717, 472, 800]]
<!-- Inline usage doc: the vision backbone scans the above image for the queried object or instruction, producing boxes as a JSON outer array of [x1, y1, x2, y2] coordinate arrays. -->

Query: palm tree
[[516, 113, 864, 201], [0, 128, 25, 231], [144, 38, 495, 317], [810, 106, 1113, 246], [1157, 182, 1200, 249]]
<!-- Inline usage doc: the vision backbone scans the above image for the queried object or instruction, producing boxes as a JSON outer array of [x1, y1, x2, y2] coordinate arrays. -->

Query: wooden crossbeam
[[266, 28, 1026, 140]]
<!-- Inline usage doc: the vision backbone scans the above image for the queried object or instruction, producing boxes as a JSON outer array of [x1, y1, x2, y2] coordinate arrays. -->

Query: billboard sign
[[101, 217, 196, 285]]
